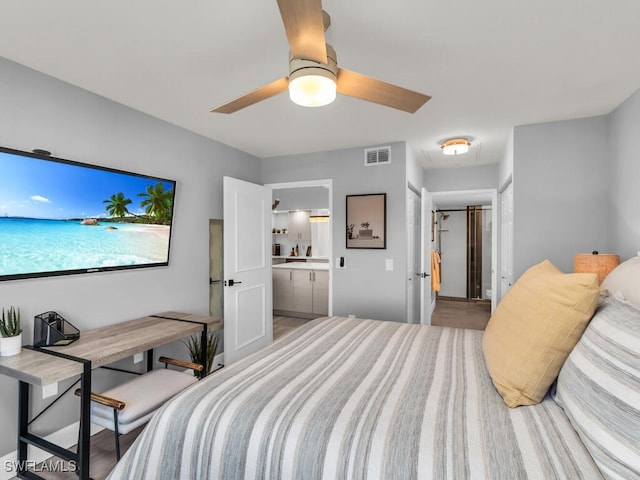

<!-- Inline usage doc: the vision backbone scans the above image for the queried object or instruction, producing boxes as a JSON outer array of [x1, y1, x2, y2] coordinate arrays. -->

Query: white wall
[[262, 142, 409, 322], [0, 57, 260, 455], [608, 89, 640, 260]]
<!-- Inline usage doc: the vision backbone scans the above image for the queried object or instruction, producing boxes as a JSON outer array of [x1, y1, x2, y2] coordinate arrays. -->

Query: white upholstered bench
[[75, 356, 202, 459]]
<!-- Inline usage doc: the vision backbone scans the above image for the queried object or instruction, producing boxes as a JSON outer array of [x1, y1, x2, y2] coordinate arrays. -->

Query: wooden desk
[[0, 311, 223, 480]]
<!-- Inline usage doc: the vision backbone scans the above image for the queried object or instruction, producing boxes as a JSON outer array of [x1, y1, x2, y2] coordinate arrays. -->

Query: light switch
[[385, 259, 394, 271]]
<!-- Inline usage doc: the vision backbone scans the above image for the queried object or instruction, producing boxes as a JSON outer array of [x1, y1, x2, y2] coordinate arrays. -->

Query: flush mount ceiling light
[[441, 138, 471, 156]]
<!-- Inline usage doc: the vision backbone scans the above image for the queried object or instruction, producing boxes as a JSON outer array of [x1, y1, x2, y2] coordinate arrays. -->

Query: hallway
[[431, 298, 491, 330]]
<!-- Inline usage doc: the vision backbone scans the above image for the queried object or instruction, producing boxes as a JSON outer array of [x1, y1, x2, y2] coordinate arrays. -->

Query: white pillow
[[601, 252, 640, 306]]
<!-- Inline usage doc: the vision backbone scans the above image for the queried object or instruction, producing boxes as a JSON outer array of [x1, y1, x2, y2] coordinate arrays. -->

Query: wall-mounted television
[[0, 146, 176, 281]]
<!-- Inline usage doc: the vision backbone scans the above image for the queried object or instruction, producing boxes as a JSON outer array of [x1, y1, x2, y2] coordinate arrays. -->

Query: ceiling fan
[[211, 0, 431, 114]]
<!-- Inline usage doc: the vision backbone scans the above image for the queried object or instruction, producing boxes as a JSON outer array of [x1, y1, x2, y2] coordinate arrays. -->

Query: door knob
[[225, 279, 243, 286]]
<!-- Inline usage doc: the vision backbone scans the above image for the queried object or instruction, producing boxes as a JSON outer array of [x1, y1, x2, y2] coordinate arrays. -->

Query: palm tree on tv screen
[[103, 192, 132, 220], [138, 183, 173, 224]]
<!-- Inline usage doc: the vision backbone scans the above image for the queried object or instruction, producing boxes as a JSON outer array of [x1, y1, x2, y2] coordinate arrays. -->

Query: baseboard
[[0, 423, 104, 480]]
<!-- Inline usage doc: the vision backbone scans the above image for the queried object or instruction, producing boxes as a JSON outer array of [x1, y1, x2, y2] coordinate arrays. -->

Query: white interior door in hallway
[[420, 187, 434, 325], [500, 181, 514, 300], [406, 188, 421, 324]]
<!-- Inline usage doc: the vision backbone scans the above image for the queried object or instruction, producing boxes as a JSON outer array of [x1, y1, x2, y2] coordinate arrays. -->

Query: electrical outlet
[[385, 259, 394, 271], [133, 352, 144, 364], [42, 382, 58, 399]]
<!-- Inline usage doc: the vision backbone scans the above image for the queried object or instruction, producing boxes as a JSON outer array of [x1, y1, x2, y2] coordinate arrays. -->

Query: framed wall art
[[346, 193, 386, 249]]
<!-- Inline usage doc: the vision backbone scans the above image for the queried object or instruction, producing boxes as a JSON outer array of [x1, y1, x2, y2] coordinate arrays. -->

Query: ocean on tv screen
[[0, 217, 171, 277]]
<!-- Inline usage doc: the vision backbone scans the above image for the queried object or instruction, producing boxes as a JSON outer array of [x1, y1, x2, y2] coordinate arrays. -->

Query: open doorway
[[435, 206, 492, 301], [209, 219, 223, 318], [430, 189, 497, 330], [265, 180, 333, 336]]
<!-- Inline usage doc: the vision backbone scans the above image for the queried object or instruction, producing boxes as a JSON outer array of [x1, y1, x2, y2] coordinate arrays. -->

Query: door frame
[[498, 175, 513, 302], [264, 179, 333, 316], [430, 188, 498, 313]]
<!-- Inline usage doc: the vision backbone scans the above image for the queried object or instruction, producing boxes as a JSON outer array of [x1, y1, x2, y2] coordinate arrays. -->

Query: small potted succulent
[[0, 306, 22, 357]]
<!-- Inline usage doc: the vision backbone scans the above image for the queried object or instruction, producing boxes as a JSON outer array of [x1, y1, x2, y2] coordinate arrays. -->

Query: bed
[[108, 257, 640, 479], [108, 316, 602, 479]]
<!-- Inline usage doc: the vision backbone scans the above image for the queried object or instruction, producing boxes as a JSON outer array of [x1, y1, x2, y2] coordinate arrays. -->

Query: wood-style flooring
[[431, 298, 491, 330], [273, 315, 310, 340], [9, 426, 144, 480]]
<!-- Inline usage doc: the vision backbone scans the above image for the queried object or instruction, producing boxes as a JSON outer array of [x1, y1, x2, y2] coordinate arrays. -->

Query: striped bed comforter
[[108, 317, 602, 479]]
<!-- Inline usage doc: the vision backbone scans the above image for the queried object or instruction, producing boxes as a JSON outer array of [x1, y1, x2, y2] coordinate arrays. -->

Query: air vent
[[364, 146, 391, 166]]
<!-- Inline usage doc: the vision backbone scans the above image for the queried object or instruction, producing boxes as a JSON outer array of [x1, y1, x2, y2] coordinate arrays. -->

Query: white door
[[500, 182, 514, 300], [407, 190, 421, 324], [420, 187, 434, 325], [223, 176, 272, 364]]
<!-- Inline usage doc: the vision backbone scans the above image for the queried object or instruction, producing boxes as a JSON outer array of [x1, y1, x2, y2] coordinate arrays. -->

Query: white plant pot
[[0, 332, 22, 357]]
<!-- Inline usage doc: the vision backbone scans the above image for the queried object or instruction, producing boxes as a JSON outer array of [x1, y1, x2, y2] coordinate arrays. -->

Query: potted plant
[[183, 331, 219, 375], [346, 224, 355, 239], [0, 306, 22, 357]]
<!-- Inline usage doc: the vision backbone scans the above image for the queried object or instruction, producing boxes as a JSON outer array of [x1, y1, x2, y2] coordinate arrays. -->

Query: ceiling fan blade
[[336, 68, 431, 113], [277, 0, 327, 64], [211, 77, 289, 114]]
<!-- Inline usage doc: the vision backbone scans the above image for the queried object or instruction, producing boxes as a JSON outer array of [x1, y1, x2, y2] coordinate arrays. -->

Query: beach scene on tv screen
[[0, 151, 175, 278]]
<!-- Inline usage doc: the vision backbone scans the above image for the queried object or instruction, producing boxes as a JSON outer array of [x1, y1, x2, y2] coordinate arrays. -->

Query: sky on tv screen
[[0, 151, 173, 220]]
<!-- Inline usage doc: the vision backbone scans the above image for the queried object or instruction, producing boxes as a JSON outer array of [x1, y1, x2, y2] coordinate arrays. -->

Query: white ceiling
[[1, 0, 639, 169]]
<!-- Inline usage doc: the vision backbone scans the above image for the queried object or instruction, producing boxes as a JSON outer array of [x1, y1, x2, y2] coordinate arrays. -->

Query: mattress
[[108, 316, 602, 479]]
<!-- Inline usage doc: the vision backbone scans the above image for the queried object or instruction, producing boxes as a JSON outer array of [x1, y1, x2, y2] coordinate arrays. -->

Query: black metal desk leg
[[17, 381, 29, 477], [147, 348, 154, 372], [200, 324, 208, 379], [77, 363, 92, 479]]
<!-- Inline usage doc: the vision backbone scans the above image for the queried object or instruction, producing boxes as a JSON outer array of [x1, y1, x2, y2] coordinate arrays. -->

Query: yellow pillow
[[482, 259, 599, 407]]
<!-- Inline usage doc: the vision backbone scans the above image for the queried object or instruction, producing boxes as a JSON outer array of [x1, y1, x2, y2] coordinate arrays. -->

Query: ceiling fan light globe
[[289, 73, 336, 107]]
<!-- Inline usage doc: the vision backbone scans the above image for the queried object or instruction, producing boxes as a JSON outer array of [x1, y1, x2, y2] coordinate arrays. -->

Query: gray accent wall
[[406, 148, 424, 191], [272, 186, 329, 211], [608, 89, 640, 260], [261, 142, 409, 322], [499, 129, 514, 189], [511, 116, 610, 278], [0, 57, 260, 455]]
